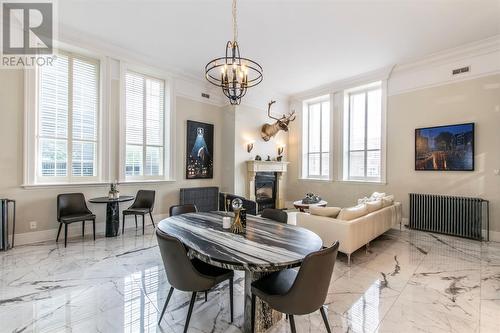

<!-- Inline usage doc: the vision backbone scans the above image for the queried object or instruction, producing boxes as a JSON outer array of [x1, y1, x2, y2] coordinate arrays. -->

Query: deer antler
[[284, 110, 296, 122], [267, 100, 280, 120]]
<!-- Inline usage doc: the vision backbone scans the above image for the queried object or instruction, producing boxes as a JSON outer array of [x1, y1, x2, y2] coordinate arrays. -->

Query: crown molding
[[289, 35, 500, 101], [290, 66, 394, 101], [392, 35, 500, 74], [388, 35, 500, 96], [58, 25, 288, 109]]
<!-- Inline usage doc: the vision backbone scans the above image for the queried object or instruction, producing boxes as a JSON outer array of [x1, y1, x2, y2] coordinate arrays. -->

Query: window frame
[[342, 81, 386, 183], [24, 49, 104, 185], [119, 63, 173, 182], [301, 96, 332, 180]]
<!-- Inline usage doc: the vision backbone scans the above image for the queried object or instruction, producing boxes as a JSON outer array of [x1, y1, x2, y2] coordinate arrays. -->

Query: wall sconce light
[[277, 145, 285, 156], [247, 142, 254, 153]]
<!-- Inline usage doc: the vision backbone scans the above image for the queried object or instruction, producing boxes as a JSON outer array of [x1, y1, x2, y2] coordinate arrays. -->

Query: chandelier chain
[[232, 0, 238, 43]]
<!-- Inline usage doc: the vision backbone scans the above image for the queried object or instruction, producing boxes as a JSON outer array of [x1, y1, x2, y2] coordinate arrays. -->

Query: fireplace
[[246, 160, 288, 212], [255, 172, 276, 213]]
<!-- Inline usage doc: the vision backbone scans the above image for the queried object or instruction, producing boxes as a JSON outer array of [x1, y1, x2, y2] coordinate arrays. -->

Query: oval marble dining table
[[157, 211, 323, 333]]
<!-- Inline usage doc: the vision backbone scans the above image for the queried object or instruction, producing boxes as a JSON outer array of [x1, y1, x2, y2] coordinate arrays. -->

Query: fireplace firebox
[[255, 172, 276, 213]]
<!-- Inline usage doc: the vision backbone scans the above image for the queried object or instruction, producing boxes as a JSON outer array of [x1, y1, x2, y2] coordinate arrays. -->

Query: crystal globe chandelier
[[205, 0, 263, 105]]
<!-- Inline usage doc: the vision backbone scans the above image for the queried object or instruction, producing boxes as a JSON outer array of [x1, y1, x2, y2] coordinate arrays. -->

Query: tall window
[[344, 83, 382, 181], [302, 99, 330, 179], [125, 71, 165, 179], [37, 52, 99, 183]]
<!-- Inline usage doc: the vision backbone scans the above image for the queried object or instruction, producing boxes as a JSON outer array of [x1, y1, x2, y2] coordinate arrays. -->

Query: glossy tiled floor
[[1, 225, 499, 333]]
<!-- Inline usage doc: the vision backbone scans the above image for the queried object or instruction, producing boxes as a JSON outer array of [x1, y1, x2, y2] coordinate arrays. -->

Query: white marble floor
[[0, 226, 499, 333]]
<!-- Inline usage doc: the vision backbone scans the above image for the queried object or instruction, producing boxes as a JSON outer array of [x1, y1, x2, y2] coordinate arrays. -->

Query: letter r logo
[[2, 2, 53, 55]]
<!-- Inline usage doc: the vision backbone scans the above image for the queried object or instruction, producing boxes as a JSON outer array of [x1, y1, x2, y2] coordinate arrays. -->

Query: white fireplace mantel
[[246, 160, 289, 209]]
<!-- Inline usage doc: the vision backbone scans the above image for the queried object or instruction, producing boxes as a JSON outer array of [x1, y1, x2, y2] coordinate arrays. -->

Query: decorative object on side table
[[109, 180, 120, 199], [255, 155, 262, 161], [230, 198, 245, 234], [186, 120, 214, 179], [302, 193, 321, 204]]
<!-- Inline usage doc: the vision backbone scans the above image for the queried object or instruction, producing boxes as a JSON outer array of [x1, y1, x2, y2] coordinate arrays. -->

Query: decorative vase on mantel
[[109, 180, 120, 199]]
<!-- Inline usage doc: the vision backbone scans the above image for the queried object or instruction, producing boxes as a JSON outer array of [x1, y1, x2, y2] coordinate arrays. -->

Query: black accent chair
[[169, 204, 198, 216], [261, 208, 288, 223], [156, 230, 234, 332], [251, 241, 340, 333], [122, 190, 156, 235], [219, 192, 258, 215], [57, 193, 96, 248]]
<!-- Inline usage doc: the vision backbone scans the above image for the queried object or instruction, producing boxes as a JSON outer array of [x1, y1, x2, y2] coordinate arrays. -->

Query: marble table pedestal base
[[243, 271, 283, 333], [105, 201, 120, 237]]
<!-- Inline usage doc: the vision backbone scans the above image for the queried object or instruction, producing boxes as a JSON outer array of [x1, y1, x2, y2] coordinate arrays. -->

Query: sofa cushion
[[310, 206, 341, 218], [366, 200, 383, 213], [338, 204, 368, 221], [382, 195, 395, 207], [370, 192, 386, 200]]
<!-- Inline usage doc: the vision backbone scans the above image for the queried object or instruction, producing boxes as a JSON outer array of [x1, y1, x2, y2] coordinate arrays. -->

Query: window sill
[[119, 179, 176, 185], [21, 179, 176, 189], [336, 180, 387, 185], [297, 178, 333, 183]]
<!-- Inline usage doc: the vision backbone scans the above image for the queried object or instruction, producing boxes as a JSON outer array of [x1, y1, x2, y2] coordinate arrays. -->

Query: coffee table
[[293, 200, 328, 212]]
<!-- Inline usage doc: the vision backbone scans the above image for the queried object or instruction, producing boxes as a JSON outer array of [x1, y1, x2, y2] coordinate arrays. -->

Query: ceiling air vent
[[201, 93, 210, 99], [452, 66, 470, 76]]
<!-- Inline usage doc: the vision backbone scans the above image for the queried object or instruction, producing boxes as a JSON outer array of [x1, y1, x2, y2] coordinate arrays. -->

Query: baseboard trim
[[488, 230, 500, 242], [392, 218, 500, 243], [12, 213, 169, 246]]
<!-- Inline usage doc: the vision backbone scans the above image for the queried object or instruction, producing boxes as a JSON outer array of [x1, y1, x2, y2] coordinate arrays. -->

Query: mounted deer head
[[261, 101, 296, 141]]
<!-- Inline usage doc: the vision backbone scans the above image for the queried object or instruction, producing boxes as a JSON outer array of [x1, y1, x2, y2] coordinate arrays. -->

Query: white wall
[[0, 69, 225, 242], [232, 103, 289, 197], [216, 101, 290, 197], [287, 75, 500, 236], [0, 68, 287, 244], [286, 37, 500, 239]]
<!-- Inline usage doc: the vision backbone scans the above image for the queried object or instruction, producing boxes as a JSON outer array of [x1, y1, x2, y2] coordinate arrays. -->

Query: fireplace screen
[[256, 186, 273, 200]]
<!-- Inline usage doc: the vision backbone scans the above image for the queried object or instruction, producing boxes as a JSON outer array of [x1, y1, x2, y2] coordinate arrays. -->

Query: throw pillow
[[366, 200, 383, 213], [358, 197, 369, 204], [310, 206, 341, 218], [382, 195, 395, 207], [338, 204, 368, 221], [370, 192, 386, 200]]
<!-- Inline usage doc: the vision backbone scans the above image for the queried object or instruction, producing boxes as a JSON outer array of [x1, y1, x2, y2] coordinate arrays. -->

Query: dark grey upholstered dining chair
[[169, 204, 198, 216], [122, 190, 156, 234], [251, 241, 340, 333], [57, 193, 96, 248], [261, 208, 288, 223], [156, 230, 234, 333]]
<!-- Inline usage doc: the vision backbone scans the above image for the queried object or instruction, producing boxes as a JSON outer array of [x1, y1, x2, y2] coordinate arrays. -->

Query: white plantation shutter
[[346, 85, 382, 181], [37, 51, 100, 182], [302, 100, 330, 179], [125, 71, 165, 178]]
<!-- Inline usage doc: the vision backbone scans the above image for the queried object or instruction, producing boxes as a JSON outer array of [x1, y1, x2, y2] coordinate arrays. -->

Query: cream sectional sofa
[[296, 202, 402, 264]]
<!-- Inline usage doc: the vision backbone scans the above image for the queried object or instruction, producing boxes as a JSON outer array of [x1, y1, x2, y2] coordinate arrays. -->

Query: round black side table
[[89, 196, 134, 237]]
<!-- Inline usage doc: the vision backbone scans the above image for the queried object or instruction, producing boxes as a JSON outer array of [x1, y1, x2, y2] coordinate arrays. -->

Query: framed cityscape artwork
[[415, 123, 474, 171], [186, 120, 214, 179]]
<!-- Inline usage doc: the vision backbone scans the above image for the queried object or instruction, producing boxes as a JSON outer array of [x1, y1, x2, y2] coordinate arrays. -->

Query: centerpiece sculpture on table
[[230, 198, 245, 234], [108, 180, 120, 199]]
